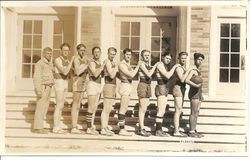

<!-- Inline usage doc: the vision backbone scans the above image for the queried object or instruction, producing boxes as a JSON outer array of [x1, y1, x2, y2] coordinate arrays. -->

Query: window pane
[[121, 22, 130, 36], [120, 37, 129, 50], [34, 20, 42, 34], [162, 37, 171, 53], [220, 39, 229, 52], [23, 35, 32, 48], [230, 69, 239, 82], [53, 36, 62, 49], [22, 64, 31, 78], [131, 37, 140, 50], [230, 54, 240, 67], [231, 39, 240, 52], [220, 69, 229, 82], [22, 50, 31, 63], [161, 22, 172, 37], [131, 51, 139, 66], [151, 38, 160, 51], [220, 54, 229, 67], [33, 50, 41, 63], [151, 52, 160, 66], [23, 20, 32, 34], [54, 21, 63, 34], [152, 22, 160, 36], [231, 24, 240, 37], [220, 23, 229, 37], [33, 35, 42, 48], [131, 22, 140, 36]]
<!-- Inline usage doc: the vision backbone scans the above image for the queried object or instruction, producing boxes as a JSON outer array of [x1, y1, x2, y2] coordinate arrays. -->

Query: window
[[21, 20, 43, 78], [219, 23, 241, 83], [120, 21, 141, 66]]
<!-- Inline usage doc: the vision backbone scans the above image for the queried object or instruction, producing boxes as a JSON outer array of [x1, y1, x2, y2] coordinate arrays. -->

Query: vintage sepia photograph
[[0, 0, 249, 156]]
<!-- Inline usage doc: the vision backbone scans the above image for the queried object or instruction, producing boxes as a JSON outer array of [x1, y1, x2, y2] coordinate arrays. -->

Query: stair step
[[5, 137, 246, 153], [5, 128, 246, 144], [5, 119, 246, 134]]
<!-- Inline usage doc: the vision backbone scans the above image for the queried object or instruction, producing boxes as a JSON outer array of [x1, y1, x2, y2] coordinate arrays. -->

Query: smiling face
[[162, 55, 172, 65], [61, 46, 70, 57], [93, 48, 101, 60], [43, 50, 52, 62], [108, 50, 116, 61], [124, 51, 132, 62], [142, 51, 151, 63]]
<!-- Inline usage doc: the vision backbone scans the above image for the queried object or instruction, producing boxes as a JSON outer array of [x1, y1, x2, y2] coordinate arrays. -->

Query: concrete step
[[5, 119, 246, 134], [5, 137, 246, 153], [5, 111, 246, 125], [5, 128, 246, 144]]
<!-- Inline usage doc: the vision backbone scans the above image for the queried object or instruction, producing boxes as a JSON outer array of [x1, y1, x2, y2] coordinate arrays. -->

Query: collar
[[42, 57, 50, 64]]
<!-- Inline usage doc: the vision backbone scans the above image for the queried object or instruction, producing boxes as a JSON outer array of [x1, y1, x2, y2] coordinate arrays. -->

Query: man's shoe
[[195, 130, 204, 138], [138, 129, 151, 137], [118, 129, 133, 136], [173, 131, 187, 137], [32, 129, 49, 134], [86, 127, 99, 135], [52, 129, 68, 134], [71, 128, 84, 134], [155, 130, 170, 137], [100, 128, 114, 136]]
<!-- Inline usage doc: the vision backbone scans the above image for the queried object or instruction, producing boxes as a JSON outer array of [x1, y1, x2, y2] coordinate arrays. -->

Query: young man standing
[[100, 47, 118, 136], [154, 52, 180, 137], [33, 47, 54, 134], [53, 43, 75, 134], [86, 46, 105, 135], [185, 53, 205, 138], [118, 48, 141, 136], [71, 44, 88, 134], [173, 52, 193, 137]]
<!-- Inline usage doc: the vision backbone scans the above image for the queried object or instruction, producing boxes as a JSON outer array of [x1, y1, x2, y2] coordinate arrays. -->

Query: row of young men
[[33, 42, 205, 138]]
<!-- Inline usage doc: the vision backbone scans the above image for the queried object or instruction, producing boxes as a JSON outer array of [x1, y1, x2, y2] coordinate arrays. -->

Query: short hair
[[161, 51, 172, 59], [60, 43, 71, 50], [92, 46, 101, 54], [194, 52, 205, 60], [178, 51, 188, 58], [43, 47, 52, 54], [140, 49, 150, 57], [108, 47, 117, 53], [123, 48, 132, 55], [76, 44, 86, 50]]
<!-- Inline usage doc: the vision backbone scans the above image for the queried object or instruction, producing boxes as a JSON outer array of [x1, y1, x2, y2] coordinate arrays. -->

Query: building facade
[[2, 4, 247, 100]]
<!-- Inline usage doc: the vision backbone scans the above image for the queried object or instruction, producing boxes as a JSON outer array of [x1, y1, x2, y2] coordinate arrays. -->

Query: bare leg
[[138, 98, 149, 129], [174, 97, 183, 132]]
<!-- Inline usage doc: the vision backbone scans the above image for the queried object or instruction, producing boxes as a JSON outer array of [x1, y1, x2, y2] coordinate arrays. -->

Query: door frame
[[215, 18, 246, 97]]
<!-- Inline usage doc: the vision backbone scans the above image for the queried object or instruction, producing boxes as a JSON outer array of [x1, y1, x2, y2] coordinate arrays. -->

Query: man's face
[[195, 57, 204, 67], [163, 55, 172, 65], [108, 50, 116, 61], [142, 51, 150, 63], [61, 46, 70, 57], [44, 50, 52, 61], [93, 48, 101, 59], [78, 46, 86, 56], [179, 54, 187, 65], [124, 51, 132, 62]]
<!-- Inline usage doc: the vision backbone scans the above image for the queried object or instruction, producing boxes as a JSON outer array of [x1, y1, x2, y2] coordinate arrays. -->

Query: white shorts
[[119, 83, 132, 96], [86, 81, 101, 96], [54, 79, 68, 92]]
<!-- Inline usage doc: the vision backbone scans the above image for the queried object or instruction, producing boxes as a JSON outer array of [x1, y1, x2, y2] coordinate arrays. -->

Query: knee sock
[[86, 112, 92, 128], [118, 114, 125, 129], [155, 116, 163, 131]]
